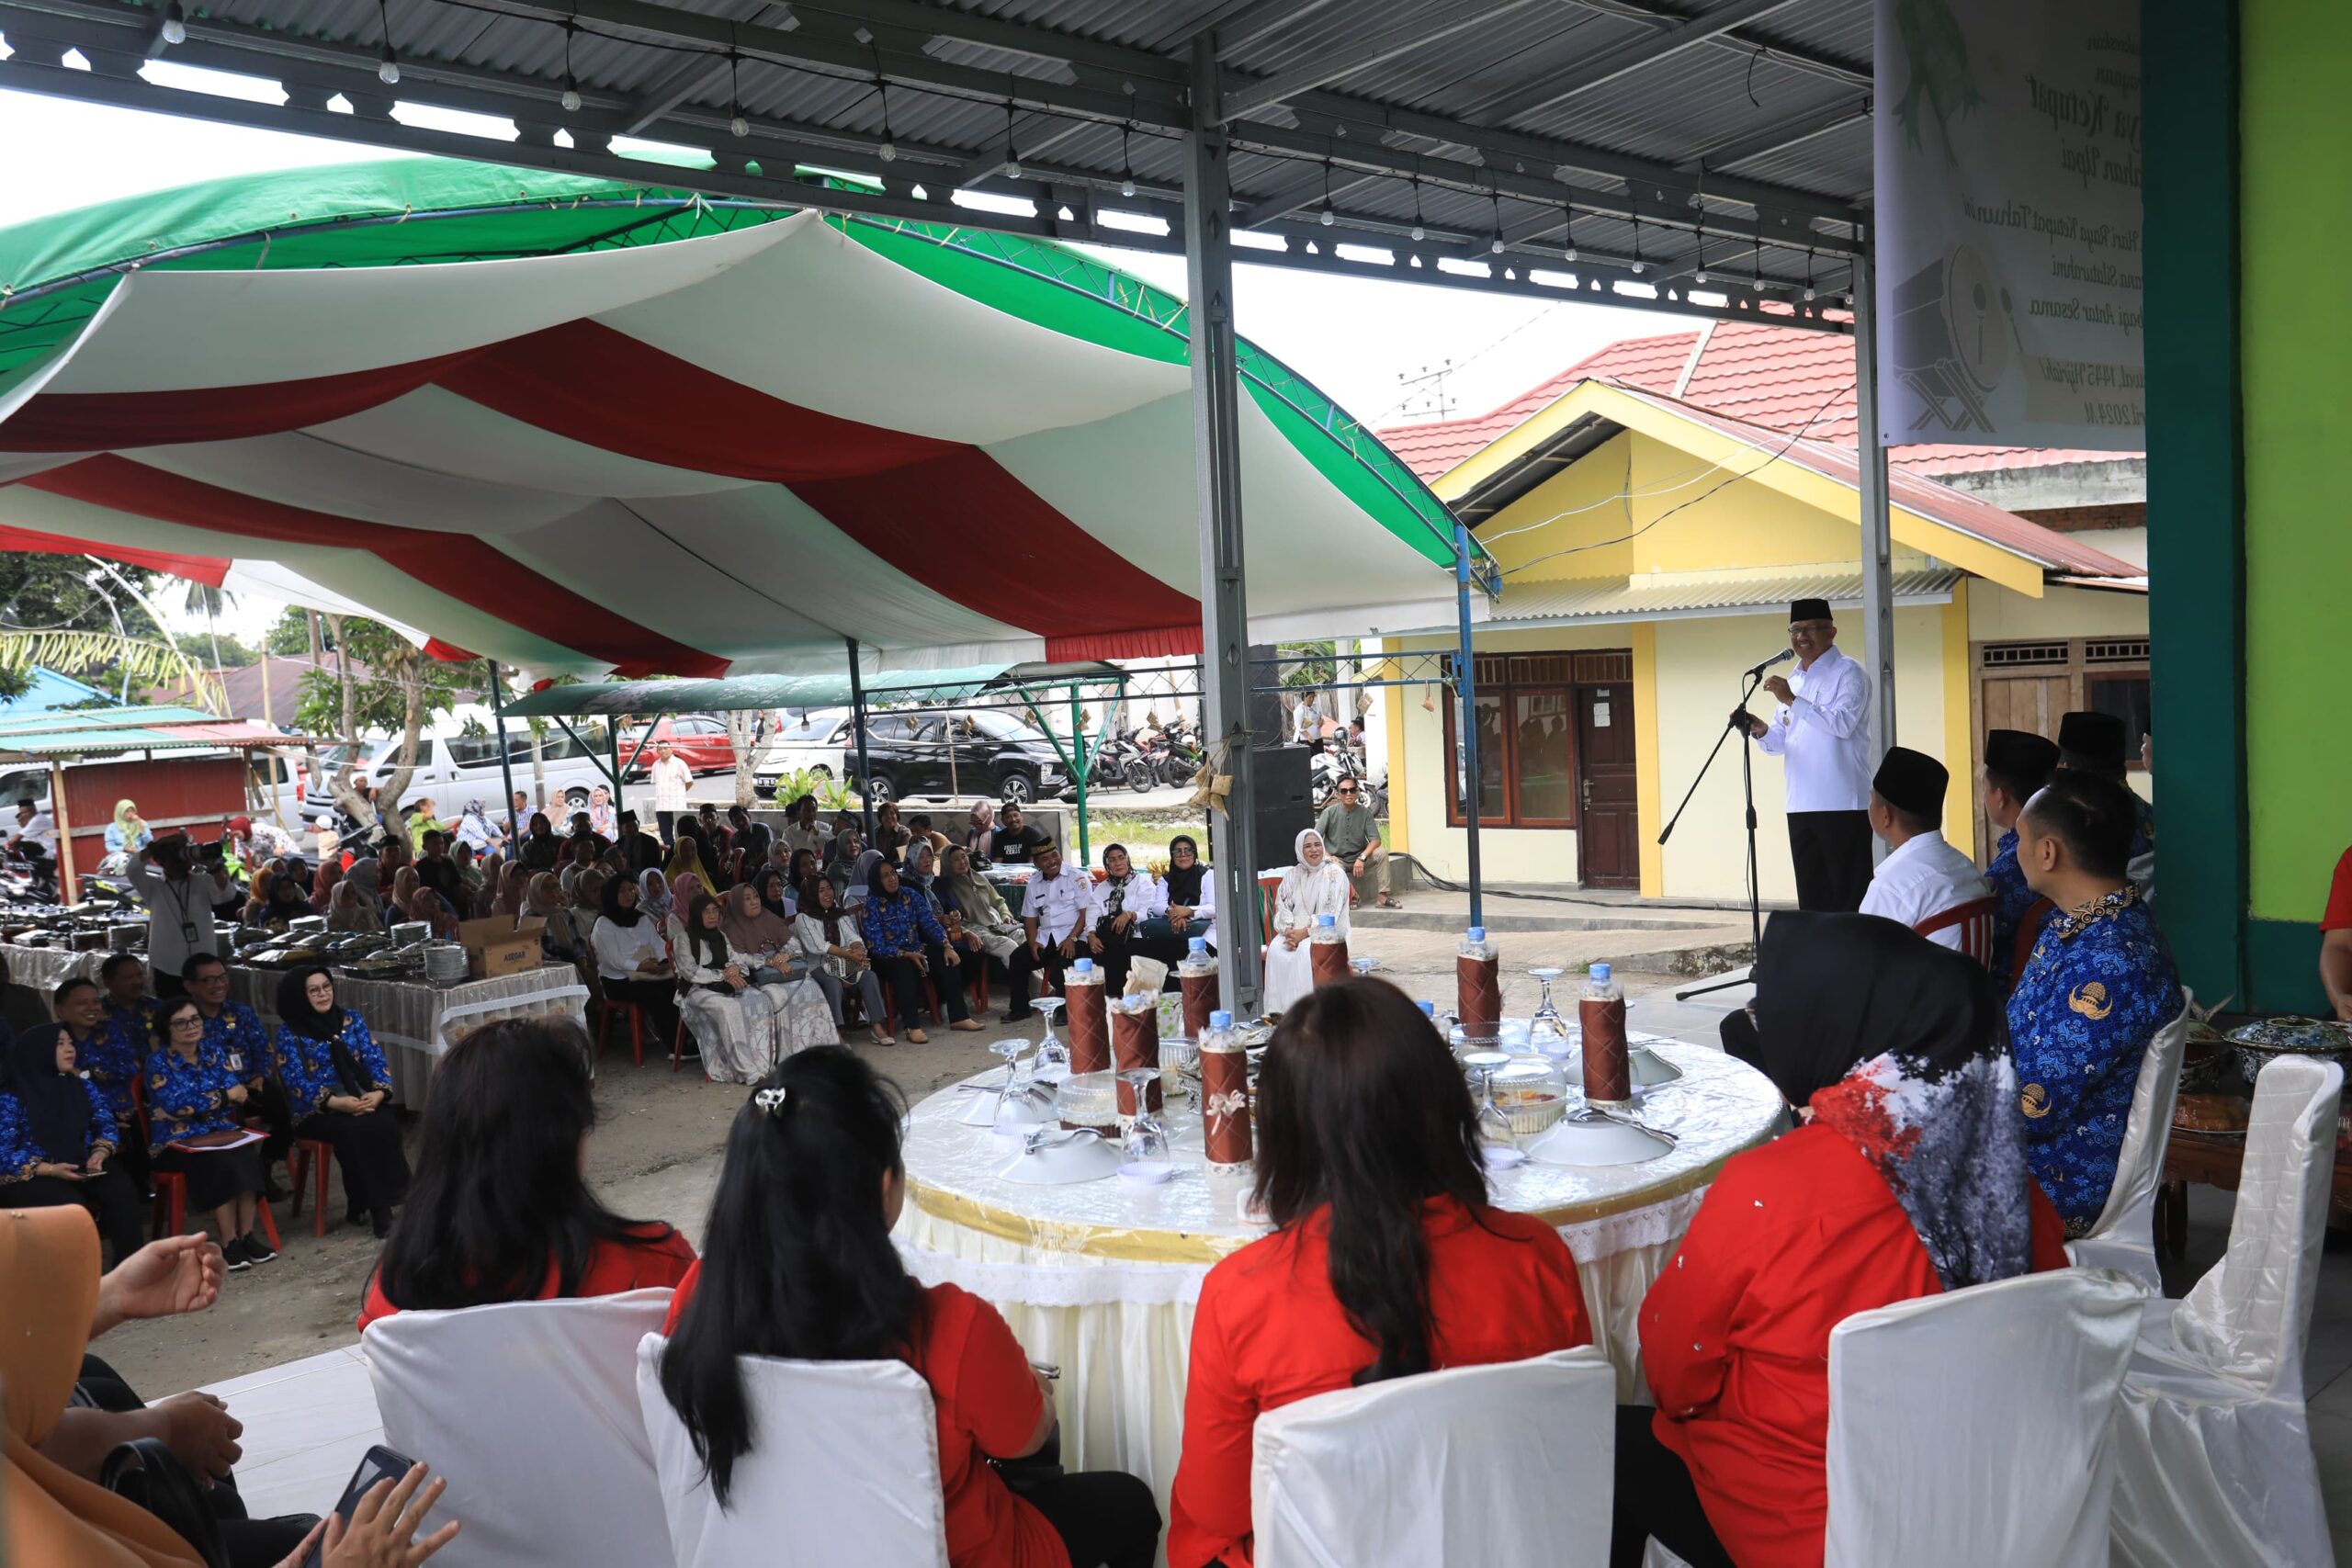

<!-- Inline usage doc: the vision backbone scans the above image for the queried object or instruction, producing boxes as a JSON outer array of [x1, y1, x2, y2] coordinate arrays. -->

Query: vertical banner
[[1874, 0, 2143, 448]]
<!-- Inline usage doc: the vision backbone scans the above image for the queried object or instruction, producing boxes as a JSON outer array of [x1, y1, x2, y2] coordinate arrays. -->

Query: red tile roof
[[1374, 321, 2145, 483]]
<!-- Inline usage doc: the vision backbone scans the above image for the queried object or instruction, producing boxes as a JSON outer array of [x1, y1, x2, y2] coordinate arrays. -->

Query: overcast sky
[[0, 69, 1671, 637]]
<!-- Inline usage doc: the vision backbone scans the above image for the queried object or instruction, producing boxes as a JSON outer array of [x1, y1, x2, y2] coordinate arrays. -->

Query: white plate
[[1627, 1044, 1682, 1089], [1479, 1144, 1527, 1169], [997, 1130, 1123, 1185], [1524, 1115, 1673, 1167]]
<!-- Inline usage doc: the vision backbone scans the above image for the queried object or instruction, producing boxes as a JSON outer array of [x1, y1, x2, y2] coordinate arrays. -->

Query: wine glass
[[1032, 996, 1068, 1079], [1461, 1049, 1517, 1151], [1529, 965, 1567, 1047], [1348, 954, 1378, 980], [989, 1039, 1048, 1129], [1119, 1067, 1171, 1170]]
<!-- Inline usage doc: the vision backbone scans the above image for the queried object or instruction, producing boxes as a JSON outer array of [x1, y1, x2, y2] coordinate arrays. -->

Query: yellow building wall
[[1967, 583, 2150, 642]]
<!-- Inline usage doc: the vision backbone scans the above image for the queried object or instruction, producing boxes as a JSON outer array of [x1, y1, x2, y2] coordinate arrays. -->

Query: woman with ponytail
[[1166, 979, 1593, 1568], [659, 1049, 1160, 1568]]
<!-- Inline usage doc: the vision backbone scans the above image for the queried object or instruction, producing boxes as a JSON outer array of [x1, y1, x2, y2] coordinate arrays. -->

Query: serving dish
[[1524, 1111, 1675, 1168], [996, 1126, 1122, 1185]]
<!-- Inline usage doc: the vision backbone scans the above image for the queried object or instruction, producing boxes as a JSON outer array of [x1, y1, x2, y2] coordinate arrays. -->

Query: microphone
[[1744, 648, 1796, 679]]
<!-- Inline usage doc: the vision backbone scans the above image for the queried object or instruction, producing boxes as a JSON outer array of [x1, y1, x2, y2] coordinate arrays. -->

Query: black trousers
[[1088, 918, 1147, 994], [1786, 809, 1872, 912], [655, 809, 681, 844], [1610, 1406, 1736, 1568], [603, 975, 683, 1044], [1023, 1469, 1161, 1568], [1002, 940, 1080, 1020], [154, 971, 187, 999], [295, 1108, 411, 1219], [876, 948, 969, 1025], [78, 1353, 318, 1568], [0, 1171, 143, 1266]]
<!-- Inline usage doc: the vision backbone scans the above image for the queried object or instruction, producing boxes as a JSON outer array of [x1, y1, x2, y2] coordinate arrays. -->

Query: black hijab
[[1745, 910, 2031, 1291], [6, 1024, 92, 1161], [1163, 834, 1206, 906], [599, 873, 644, 928], [681, 893, 729, 971], [277, 964, 374, 1098], [753, 865, 790, 919]]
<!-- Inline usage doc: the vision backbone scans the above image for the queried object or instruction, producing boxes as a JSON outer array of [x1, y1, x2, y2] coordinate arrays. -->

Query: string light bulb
[[872, 50, 895, 163], [559, 19, 580, 113], [1408, 177, 1425, 242], [728, 51, 747, 137], [1488, 188, 1504, 254], [159, 0, 187, 46], [1119, 124, 1136, 198], [375, 0, 397, 84]]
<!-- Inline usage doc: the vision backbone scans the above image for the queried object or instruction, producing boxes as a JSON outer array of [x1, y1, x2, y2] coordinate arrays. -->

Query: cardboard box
[[456, 915, 547, 979]]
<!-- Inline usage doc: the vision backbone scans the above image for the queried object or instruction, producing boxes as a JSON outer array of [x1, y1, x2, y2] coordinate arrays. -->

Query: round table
[[892, 1033, 1786, 1527]]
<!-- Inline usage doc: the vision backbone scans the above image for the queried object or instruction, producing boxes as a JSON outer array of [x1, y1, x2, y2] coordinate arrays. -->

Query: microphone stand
[[1658, 666, 1769, 1001]]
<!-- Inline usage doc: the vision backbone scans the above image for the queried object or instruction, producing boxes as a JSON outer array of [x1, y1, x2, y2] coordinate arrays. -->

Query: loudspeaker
[[1245, 645, 1287, 747], [1249, 744, 1314, 872]]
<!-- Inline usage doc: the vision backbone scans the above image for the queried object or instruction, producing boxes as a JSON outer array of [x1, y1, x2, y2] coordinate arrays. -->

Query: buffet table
[[892, 1034, 1784, 1522]]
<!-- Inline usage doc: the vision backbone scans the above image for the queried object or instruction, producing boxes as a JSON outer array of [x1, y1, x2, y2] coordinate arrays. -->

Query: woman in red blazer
[[1168, 979, 1592, 1568]]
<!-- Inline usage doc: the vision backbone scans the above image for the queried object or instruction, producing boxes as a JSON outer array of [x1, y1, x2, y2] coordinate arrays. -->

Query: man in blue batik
[[2057, 710, 2155, 908], [1981, 728, 2061, 988], [2007, 771, 2183, 1235]]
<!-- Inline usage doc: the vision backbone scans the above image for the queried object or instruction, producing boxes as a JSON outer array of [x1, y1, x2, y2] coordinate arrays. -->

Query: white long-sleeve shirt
[[1859, 831, 1991, 949], [128, 854, 233, 982], [667, 916, 763, 986], [590, 914, 669, 982], [1020, 866, 1101, 945], [1754, 642, 1872, 813], [1096, 871, 1166, 922]]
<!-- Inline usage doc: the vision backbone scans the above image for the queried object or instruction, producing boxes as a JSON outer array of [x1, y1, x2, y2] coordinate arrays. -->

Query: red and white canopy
[[0, 159, 1465, 677]]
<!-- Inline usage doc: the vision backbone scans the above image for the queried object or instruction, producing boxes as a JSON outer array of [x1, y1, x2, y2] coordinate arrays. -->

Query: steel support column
[[845, 637, 876, 841], [1185, 35, 1262, 1017], [1453, 522, 1485, 929], [489, 664, 522, 850], [1849, 240, 1896, 764]]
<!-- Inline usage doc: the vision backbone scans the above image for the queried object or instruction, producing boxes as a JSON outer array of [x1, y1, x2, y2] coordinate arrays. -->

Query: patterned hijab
[[1746, 910, 2032, 1292]]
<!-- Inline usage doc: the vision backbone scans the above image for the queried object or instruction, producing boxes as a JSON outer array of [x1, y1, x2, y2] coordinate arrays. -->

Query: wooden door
[[1575, 684, 1639, 889], [1975, 671, 2071, 855]]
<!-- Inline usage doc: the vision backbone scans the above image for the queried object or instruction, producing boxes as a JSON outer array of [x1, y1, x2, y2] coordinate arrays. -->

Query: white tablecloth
[[892, 1036, 1784, 1525]]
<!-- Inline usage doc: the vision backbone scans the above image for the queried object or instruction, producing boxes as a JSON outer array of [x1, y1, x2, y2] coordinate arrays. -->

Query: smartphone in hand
[[300, 1445, 417, 1568]]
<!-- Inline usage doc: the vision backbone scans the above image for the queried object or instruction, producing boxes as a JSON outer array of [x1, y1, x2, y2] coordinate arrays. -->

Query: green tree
[[291, 616, 483, 847], [0, 552, 218, 707]]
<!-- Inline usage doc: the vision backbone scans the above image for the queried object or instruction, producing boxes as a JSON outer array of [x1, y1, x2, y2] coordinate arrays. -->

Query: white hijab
[[1279, 828, 1349, 928]]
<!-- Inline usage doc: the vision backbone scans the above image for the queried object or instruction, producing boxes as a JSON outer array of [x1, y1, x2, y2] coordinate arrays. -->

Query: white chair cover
[[2068, 988, 2192, 1288], [1824, 1269, 2143, 1568], [362, 1290, 675, 1568], [634, 1333, 950, 1568], [2109, 1055, 2344, 1568], [1250, 1346, 1615, 1568]]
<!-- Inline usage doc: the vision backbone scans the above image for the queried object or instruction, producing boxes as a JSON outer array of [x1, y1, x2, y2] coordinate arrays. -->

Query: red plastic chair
[[1915, 896, 2000, 970], [597, 1000, 646, 1066], [288, 1136, 336, 1237], [2007, 896, 2056, 994], [150, 1170, 282, 1248]]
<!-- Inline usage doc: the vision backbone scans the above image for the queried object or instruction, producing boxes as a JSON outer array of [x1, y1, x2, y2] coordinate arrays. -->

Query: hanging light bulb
[[1490, 234, 1504, 254], [559, 20, 580, 113], [378, 42, 400, 85], [1804, 287, 1817, 301], [1119, 124, 1136, 199], [1002, 96, 1020, 179], [159, 0, 187, 46], [1564, 246, 1577, 262], [729, 113, 750, 137], [1321, 208, 1335, 227], [1410, 220, 1425, 241], [1695, 270, 1710, 284], [728, 52, 748, 139], [1121, 175, 1136, 198], [879, 139, 897, 162], [1408, 176, 1425, 242], [561, 80, 582, 112]]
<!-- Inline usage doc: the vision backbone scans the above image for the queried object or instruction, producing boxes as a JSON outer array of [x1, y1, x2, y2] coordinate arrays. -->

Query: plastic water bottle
[[1579, 962, 1630, 1107], [1456, 924, 1500, 1034], [1199, 1009, 1250, 1166], [1178, 936, 1220, 1036]]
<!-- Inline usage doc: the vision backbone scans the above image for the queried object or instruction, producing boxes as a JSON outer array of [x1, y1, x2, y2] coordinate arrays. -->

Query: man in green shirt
[[1314, 780, 1396, 908], [404, 797, 447, 845]]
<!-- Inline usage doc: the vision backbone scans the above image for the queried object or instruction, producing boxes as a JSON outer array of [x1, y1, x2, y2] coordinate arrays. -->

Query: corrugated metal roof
[[1481, 567, 1963, 629], [0, 705, 297, 760]]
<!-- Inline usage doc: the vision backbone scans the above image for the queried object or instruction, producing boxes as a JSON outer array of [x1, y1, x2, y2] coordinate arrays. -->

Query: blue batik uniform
[[273, 1014, 392, 1121], [2007, 884, 2182, 1235], [1986, 829, 2052, 989], [199, 1002, 272, 1087], [73, 1018, 145, 1129], [141, 1043, 247, 1144], [0, 1080, 119, 1179]]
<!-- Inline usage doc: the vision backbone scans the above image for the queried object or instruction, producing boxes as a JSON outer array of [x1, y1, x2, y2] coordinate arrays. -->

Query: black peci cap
[[2056, 711, 2129, 773], [1984, 728, 2061, 793], [1789, 597, 1834, 625], [1871, 745, 1950, 822]]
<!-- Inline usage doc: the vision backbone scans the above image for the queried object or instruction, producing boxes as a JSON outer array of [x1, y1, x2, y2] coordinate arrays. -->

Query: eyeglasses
[[1338, 786, 1357, 795], [168, 1013, 204, 1031]]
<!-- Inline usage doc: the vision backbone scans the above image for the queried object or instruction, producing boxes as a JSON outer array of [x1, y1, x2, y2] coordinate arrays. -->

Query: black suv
[[847, 709, 1066, 806]]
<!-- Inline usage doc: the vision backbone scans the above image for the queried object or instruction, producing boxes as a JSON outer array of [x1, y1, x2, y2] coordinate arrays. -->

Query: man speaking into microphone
[[1735, 598, 1873, 911]]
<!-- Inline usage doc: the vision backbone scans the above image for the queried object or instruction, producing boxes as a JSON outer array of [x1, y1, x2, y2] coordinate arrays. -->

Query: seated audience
[[823, 828, 867, 900], [403, 883, 460, 942], [2007, 771, 2184, 1235], [1857, 746, 1989, 950], [1088, 843, 1164, 993], [1, 995, 142, 1264], [591, 874, 681, 1044], [1314, 776, 1395, 909], [328, 874, 386, 934], [1613, 912, 2069, 1568], [413, 831, 467, 912], [2055, 710, 2155, 904], [360, 1018, 694, 1329], [1981, 728, 2063, 987], [1009, 839, 1098, 1021], [1136, 834, 1217, 976], [79, 968, 150, 1184], [2322, 842, 2352, 1021], [695, 803, 732, 864], [453, 798, 503, 858], [526, 873, 578, 964], [861, 861, 977, 1043], [517, 812, 561, 873], [615, 810, 663, 877], [568, 867, 609, 957], [183, 953, 289, 1192], [964, 800, 997, 865], [272, 966, 411, 1238], [904, 812, 947, 865], [989, 802, 1050, 864], [253, 871, 312, 931], [1169, 980, 1589, 1567], [756, 863, 798, 920], [311, 856, 343, 917], [665, 833, 721, 904], [661, 1049, 1161, 1568], [793, 877, 889, 1042], [106, 797, 155, 856], [490, 860, 527, 919], [144, 994, 276, 1270], [639, 867, 676, 926], [100, 952, 152, 1044], [728, 805, 769, 871], [587, 784, 617, 840], [778, 796, 829, 861], [938, 846, 1023, 972], [242, 866, 281, 928], [672, 890, 802, 1082], [1261, 829, 1349, 1017], [869, 802, 909, 865]]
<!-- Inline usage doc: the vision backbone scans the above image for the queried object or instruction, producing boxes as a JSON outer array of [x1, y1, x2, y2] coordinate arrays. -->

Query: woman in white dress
[[668, 891, 785, 1083], [718, 881, 839, 1057], [1261, 828, 1350, 1018]]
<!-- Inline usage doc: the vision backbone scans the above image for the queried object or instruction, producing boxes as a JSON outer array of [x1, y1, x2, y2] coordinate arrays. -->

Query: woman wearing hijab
[[754, 863, 796, 922], [0, 1024, 142, 1264], [517, 811, 561, 873], [938, 846, 1023, 967], [1610, 913, 2073, 1568], [103, 798, 153, 857], [901, 840, 945, 916], [823, 828, 866, 901], [405, 883, 460, 941], [1261, 829, 1349, 1017], [310, 856, 341, 916], [240, 866, 277, 928], [326, 875, 383, 935], [1137, 834, 1217, 975], [669, 892, 786, 1083], [272, 965, 410, 1238], [255, 873, 312, 932], [666, 834, 720, 898], [794, 875, 891, 1042], [861, 860, 977, 1044], [639, 867, 675, 927], [525, 872, 577, 965], [964, 799, 997, 864], [491, 860, 528, 919], [591, 873, 679, 1044]]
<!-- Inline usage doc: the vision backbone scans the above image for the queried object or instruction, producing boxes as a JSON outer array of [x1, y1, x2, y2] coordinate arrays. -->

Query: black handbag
[[102, 1436, 231, 1568]]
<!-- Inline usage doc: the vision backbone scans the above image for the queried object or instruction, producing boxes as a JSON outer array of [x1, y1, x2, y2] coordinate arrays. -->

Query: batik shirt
[[141, 1043, 249, 1143], [0, 1080, 119, 1179], [2006, 884, 2182, 1235], [858, 886, 947, 960], [199, 1002, 273, 1086], [274, 1014, 393, 1122], [1986, 829, 2050, 990], [74, 1018, 146, 1128]]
